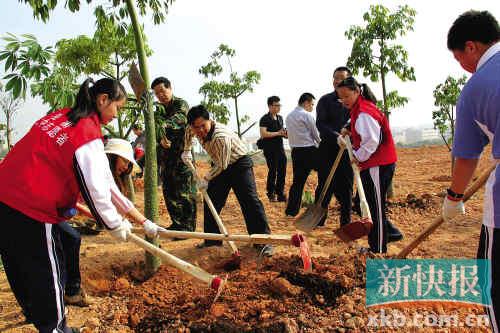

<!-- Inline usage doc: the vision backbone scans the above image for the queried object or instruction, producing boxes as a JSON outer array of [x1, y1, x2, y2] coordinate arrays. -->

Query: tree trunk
[[6, 116, 11, 151], [126, 0, 160, 276], [379, 42, 394, 198], [126, 173, 136, 203], [234, 97, 241, 138]]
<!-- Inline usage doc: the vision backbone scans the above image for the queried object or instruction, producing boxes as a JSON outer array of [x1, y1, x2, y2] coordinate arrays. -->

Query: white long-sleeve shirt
[[286, 106, 321, 148], [74, 139, 133, 229], [353, 113, 381, 162]]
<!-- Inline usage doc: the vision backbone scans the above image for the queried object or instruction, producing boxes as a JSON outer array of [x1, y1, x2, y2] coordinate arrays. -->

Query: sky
[[0, 0, 499, 142]]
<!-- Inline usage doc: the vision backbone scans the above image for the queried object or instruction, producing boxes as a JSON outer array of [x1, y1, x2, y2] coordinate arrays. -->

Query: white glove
[[109, 219, 132, 242], [143, 219, 161, 238], [196, 178, 208, 190], [337, 135, 346, 149], [442, 197, 465, 222], [181, 151, 193, 165]]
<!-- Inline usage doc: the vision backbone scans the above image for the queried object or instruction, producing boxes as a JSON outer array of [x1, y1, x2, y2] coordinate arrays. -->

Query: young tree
[[345, 4, 416, 119], [19, 0, 175, 275], [0, 83, 23, 150], [199, 44, 261, 137], [0, 33, 53, 99], [432, 75, 467, 171]]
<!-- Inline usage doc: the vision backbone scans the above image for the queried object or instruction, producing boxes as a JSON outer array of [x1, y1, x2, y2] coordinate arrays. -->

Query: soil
[[0, 145, 494, 332]]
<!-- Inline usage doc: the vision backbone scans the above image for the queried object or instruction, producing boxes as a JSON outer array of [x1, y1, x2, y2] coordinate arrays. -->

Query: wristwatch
[[447, 188, 464, 200]]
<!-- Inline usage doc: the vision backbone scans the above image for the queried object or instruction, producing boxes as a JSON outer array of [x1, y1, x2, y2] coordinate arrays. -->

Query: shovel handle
[[185, 160, 240, 255], [127, 233, 217, 286], [344, 137, 372, 220], [317, 146, 346, 204], [396, 163, 496, 259]]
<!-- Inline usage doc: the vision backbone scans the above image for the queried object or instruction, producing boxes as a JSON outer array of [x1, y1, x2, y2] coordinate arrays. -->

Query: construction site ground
[[0, 145, 493, 332]]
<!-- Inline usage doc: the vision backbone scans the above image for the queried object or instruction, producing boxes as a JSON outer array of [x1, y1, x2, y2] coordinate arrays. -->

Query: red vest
[[350, 96, 397, 170], [0, 108, 102, 223]]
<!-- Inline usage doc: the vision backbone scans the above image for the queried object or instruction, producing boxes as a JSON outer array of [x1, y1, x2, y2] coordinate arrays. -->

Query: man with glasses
[[285, 93, 320, 217], [258, 96, 288, 202]]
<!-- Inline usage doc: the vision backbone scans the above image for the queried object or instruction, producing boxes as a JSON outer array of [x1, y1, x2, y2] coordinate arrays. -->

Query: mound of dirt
[[125, 253, 368, 332]]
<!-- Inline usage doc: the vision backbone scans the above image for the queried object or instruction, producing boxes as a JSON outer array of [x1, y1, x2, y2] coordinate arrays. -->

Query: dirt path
[[0, 145, 493, 332]]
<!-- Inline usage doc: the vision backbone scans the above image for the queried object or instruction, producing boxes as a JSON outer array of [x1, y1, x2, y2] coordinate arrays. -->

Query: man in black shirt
[[259, 96, 287, 202], [315, 67, 354, 227]]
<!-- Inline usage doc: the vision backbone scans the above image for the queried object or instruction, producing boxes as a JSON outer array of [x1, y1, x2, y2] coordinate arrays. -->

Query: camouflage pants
[[161, 163, 197, 231]]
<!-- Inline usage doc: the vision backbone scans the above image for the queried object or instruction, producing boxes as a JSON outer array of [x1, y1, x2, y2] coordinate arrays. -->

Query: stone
[[210, 303, 226, 317], [269, 277, 302, 297], [83, 317, 100, 329]]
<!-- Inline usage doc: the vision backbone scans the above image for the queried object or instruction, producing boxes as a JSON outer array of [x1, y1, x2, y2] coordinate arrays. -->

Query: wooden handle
[[317, 146, 345, 204], [157, 229, 294, 245], [344, 137, 371, 220], [396, 163, 496, 258], [128, 233, 215, 286], [185, 160, 240, 255], [76, 202, 93, 219]]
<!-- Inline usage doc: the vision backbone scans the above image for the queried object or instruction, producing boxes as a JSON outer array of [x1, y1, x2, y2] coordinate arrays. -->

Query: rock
[[83, 317, 100, 329], [343, 303, 355, 314], [114, 277, 130, 290], [353, 316, 365, 327], [344, 318, 356, 329], [269, 277, 302, 297], [210, 303, 226, 317], [315, 294, 325, 304], [129, 313, 140, 327], [281, 318, 299, 333]]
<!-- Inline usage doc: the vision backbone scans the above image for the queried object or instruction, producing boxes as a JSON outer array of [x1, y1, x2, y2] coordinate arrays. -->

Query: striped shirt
[[184, 121, 248, 180]]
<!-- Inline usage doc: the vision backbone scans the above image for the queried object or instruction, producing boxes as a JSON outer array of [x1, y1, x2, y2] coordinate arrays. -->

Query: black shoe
[[267, 193, 277, 202], [254, 244, 274, 257], [386, 221, 403, 243], [276, 194, 287, 202], [195, 241, 223, 249]]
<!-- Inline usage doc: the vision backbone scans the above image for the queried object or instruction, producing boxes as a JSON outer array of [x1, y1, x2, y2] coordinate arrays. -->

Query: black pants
[[0, 202, 72, 333], [263, 147, 287, 197], [477, 225, 500, 332], [204, 156, 271, 244], [315, 142, 353, 226], [57, 222, 82, 296], [360, 163, 395, 253], [285, 146, 318, 216]]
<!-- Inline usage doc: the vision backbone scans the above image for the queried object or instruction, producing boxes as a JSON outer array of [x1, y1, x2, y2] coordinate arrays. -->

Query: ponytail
[[337, 77, 378, 105], [360, 83, 377, 105], [68, 78, 126, 125]]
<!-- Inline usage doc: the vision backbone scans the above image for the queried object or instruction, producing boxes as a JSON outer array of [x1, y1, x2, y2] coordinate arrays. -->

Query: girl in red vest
[[0, 78, 160, 333], [337, 77, 400, 254]]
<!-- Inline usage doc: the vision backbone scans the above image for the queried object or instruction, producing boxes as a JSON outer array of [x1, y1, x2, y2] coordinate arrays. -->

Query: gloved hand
[[337, 135, 346, 149], [143, 219, 162, 238], [442, 197, 465, 222], [181, 151, 193, 165], [109, 219, 132, 242], [196, 178, 209, 191]]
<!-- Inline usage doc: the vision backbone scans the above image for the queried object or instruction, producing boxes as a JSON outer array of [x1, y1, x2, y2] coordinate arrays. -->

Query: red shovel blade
[[335, 218, 373, 242], [291, 233, 312, 272]]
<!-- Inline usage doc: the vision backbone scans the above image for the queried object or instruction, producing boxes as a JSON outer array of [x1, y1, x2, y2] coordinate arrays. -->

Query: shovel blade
[[335, 218, 373, 242], [294, 204, 327, 232]]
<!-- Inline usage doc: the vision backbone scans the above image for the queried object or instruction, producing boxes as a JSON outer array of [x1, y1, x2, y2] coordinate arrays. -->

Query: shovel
[[74, 203, 226, 300], [154, 229, 312, 272], [185, 161, 242, 271], [295, 146, 346, 232], [334, 136, 373, 242]]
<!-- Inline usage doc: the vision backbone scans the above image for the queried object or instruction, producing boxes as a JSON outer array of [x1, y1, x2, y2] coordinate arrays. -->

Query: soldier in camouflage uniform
[[151, 77, 197, 232]]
